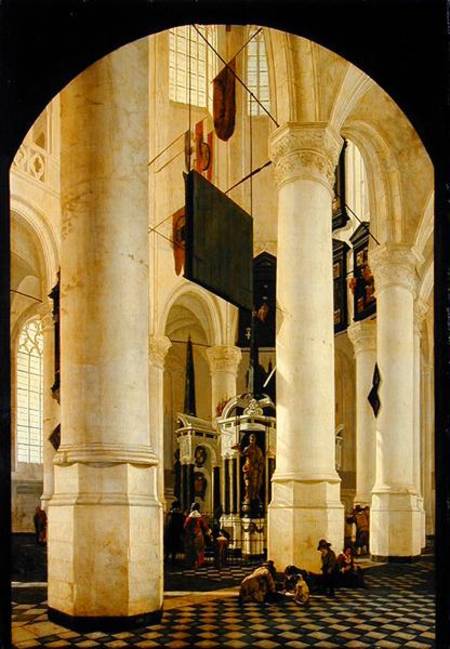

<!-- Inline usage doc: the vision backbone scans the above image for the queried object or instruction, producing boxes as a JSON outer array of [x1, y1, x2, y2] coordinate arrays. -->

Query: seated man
[[336, 545, 366, 588], [239, 563, 276, 603]]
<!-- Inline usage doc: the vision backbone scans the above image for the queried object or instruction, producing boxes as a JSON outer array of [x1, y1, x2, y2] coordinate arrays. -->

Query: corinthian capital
[[414, 298, 429, 336], [38, 299, 54, 332], [206, 345, 242, 375], [269, 122, 342, 193], [369, 244, 423, 296], [149, 335, 172, 368], [347, 319, 376, 356]]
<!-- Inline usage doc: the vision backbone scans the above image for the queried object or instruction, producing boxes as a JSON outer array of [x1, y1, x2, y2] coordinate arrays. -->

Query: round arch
[[158, 282, 225, 347], [10, 197, 59, 295]]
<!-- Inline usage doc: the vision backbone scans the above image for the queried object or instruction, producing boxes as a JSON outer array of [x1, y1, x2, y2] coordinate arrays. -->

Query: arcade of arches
[[10, 25, 434, 624]]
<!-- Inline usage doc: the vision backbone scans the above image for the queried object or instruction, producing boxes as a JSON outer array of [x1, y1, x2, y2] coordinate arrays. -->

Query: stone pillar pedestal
[[206, 345, 242, 421], [347, 320, 377, 506], [242, 518, 265, 558], [267, 123, 344, 571], [48, 41, 163, 628], [39, 300, 59, 511], [149, 335, 172, 507], [369, 244, 423, 560]]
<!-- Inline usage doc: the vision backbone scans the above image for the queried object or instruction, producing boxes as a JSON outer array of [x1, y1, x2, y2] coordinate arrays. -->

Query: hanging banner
[[172, 206, 186, 276], [213, 58, 236, 142]]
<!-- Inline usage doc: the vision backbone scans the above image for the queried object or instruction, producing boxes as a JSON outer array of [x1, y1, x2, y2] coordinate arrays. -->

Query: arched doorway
[[1, 4, 446, 647]]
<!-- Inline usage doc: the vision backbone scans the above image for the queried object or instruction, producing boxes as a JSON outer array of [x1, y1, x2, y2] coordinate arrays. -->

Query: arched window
[[169, 25, 217, 108], [345, 139, 370, 221], [16, 318, 43, 464], [247, 29, 270, 116]]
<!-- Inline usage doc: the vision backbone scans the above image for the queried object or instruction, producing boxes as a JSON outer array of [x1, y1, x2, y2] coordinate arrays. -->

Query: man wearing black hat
[[317, 539, 337, 597]]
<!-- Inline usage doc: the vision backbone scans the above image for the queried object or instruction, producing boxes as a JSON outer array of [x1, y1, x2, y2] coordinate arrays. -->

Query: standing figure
[[233, 433, 264, 505], [33, 506, 47, 545], [164, 500, 185, 565], [350, 505, 370, 554], [183, 502, 211, 568], [316, 539, 337, 597]]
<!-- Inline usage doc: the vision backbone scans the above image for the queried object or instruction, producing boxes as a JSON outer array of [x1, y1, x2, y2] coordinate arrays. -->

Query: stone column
[[369, 244, 422, 559], [149, 335, 172, 507], [347, 320, 377, 506], [39, 300, 59, 511], [48, 40, 163, 626], [267, 122, 344, 570], [206, 345, 242, 421], [422, 360, 434, 537], [414, 299, 428, 548]]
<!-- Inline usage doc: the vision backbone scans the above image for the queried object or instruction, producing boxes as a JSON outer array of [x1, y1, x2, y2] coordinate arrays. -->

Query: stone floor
[[12, 553, 435, 648]]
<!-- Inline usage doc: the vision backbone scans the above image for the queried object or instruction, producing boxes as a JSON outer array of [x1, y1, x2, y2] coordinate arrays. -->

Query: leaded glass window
[[16, 319, 43, 464], [247, 30, 270, 116], [169, 25, 217, 108]]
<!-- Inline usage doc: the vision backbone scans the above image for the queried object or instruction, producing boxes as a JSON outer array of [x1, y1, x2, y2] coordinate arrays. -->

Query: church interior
[[8, 21, 437, 649]]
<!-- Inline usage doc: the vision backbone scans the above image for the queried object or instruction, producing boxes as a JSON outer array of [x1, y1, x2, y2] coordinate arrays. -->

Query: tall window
[[16, 319, 43, 463], [169, 25, 217, 108], [247, 29, 270, 116], [345, 139, 370, 220]]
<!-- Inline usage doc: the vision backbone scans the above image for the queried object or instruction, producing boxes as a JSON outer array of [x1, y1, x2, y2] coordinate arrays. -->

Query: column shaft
[[267, 123, 344, 570], [370, 245, 422, 559], [149, 335, 172, 507], [348, 320, 376, 505], [206, 346, 241, 421], [48, 41, 163, 624], [39, 302, 59, 510]]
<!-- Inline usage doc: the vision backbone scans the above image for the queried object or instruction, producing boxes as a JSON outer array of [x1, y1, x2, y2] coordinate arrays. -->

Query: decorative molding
[[370, 244, 423, 296], [347, 320, 376, 355], [269, 122, 342, 192], [206, 345, 242, 374], [149, 335, 172, 368], [54, 443, 158, 467], [13, 142, 47, 183]]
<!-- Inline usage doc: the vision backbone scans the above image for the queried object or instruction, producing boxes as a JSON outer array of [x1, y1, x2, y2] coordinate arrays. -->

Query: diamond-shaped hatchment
[[49, 424, 61, 451], [368, 363, 381, 417]]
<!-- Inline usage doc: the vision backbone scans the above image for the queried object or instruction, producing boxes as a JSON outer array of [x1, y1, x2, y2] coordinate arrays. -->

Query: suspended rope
[[10, 289, 42, 303], [193, 24, 279, 128], [188, 24, 192, 172]]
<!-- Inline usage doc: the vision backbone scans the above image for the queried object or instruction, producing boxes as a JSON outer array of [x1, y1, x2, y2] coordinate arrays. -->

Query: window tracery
[[246, 29, 270, 116], [16, 319, 43, 464], [169, 25, 217, 108]]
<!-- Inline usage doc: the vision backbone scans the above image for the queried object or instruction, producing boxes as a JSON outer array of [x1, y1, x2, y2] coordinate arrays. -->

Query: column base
[[48, 607, 163, 633], [370, 490, 422, 558], [267, 478, 344, 571], [48, 463, 163, 619], [370, 554, 422, 563]]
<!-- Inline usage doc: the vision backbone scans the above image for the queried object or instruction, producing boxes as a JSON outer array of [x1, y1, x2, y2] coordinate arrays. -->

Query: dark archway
[[0, 2, 447, 647]]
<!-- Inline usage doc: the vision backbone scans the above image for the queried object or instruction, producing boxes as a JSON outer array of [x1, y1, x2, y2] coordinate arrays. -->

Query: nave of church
[[9, 21, 436, 648]]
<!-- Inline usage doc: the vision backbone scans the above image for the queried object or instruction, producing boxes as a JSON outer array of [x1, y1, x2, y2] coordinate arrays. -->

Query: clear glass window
[[169, 25, 217, 108], [247, 30, 270, 116], [16, 319, 43, 464]]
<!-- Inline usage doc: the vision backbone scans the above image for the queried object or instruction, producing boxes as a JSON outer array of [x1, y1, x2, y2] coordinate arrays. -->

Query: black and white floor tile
[[12, 555, 435, 648]]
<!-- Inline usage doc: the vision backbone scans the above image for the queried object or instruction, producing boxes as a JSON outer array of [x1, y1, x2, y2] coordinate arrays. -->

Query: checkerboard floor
[[12, 554, 435, 648]]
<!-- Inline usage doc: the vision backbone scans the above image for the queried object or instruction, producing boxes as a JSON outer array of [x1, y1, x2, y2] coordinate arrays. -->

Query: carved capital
[[369, 244, 423, 296], [149, 335, 172, 368], [414, 298, 429, 337], [206, 345, 242, 375], [347, 320, 376, 356], [38, 299, 54, 332], [269, 122, 342, 193]]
